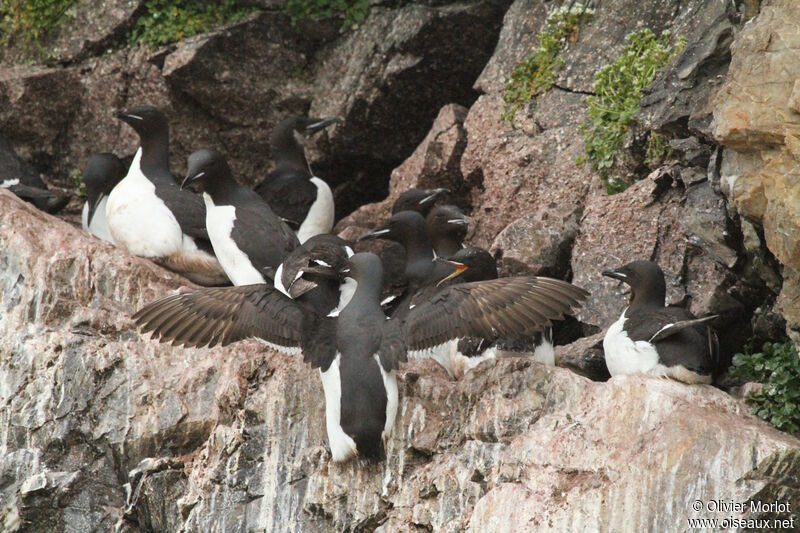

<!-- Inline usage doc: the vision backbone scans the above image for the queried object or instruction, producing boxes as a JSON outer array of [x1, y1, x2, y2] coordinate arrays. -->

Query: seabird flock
[[18, 105, 719, 464]]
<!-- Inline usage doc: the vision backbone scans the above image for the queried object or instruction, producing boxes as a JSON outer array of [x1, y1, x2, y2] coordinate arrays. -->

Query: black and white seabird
[[2, 182, 70, 214], [357, 210, 436, 318], [442, 247, 557, 373], [255, 116, 340, 244], [182, 149, 298, 286], [442, 247, 497, 283], [133, 252, 588, 462], [273, 233, 355, 316], [0, 132, 69, 214], [426, 205, 470, 257], [358, 211, 438, 318], [106, 105, 227, 286], [407, 247, 555, 376], [359, 217, 565, 378], [602, 260, 718, 384], [81, 153, 127, 243], [391, 187, 450, 216]]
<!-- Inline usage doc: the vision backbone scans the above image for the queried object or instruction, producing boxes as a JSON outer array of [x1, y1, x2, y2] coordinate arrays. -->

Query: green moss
[[0, 0, 77, 52], [731, 341, 800, 436], [501, 4, 595, 121], [580, 29, 684, 194], [129, 0, 253, 48], [284, 0, 369, 31]]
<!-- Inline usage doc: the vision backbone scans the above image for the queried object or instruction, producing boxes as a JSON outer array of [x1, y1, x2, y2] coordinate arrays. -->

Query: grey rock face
[[0, 1, 507, 221], [4, 0, 800, 529], [310, 0, 509, 215], [0, 0, 144, 65], [0, 133, 46, 189], [1, 186, 799, 531]]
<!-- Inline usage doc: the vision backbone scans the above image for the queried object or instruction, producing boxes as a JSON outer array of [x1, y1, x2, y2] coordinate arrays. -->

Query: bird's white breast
[[296, 177, 334, 244], [83, 196, 115, 243], [105, 148, 183, 257], [203, 193, 264, 286], [373, 354, 398, 443], [603, 311, 660, 377], [319, 354, 358, 462], [327, 277, 357, 317], [1, 179, 20, 188]]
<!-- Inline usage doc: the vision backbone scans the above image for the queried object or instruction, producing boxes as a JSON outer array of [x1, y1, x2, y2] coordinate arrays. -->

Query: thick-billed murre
[[391, 187, 450, 216], [426, 204, 470, 257], [81, 153, 127, 243], [133, 252, 588, 462], [105, 105, 227, 286], [255, 116, 339, 244], [182, 149, 298, 286], [602, 260, 718, 384]]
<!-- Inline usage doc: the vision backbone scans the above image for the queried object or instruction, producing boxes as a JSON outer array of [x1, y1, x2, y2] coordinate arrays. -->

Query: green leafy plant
[[129, 0, 252, 48], [731, 341, 800, 436], [0, 0, 76, 52], [284, 0, 369, 31], [502, 4, 595, 121], [580, 29, 684, 194], [68, 167, 86, 198], [644, 131, 672, 168]]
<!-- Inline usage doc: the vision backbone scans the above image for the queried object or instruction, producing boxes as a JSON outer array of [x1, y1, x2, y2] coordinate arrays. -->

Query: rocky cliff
[[2, 0, 800, 531]]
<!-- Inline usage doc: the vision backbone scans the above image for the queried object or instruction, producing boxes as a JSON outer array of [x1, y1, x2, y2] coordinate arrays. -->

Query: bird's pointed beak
[[180, 171, 204, 191], [306, 116, 341, 134], [419, 188, 450, 206], [436, 259, 468, 287], [88, 192, 105, 223], [288, 278, 319, 299], [357, 224, 391, 242], [602, 269, 627, 282], [447, 215, 471, 227], [115, 109, 142, 123], [299, 263, 344, 280]]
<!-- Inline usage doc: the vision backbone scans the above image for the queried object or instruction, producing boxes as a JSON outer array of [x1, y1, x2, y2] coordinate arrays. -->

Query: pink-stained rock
[[571, 169, 734, 328], [1, 190, 798, 532]]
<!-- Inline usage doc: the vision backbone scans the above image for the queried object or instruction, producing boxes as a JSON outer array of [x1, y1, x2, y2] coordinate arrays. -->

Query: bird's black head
[[115, 105, 168, 139], [357, 210, 428, 247], [347, 252, 384, 292], [283, 234, 353, 298], [83, 153, 127, 221], [426, 205, 470, 242], [602, 260, 666, 309], [83, 153, 126, 197], [446, 247, 498, 282], [271, 116, 340, 158], [391, 187, 450, 216], [181, 149, 233, 194]]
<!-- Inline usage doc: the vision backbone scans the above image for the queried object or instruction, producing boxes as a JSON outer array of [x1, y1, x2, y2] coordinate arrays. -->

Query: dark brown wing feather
[[132, 284, 304, 351], [405, 276, 589, 352]]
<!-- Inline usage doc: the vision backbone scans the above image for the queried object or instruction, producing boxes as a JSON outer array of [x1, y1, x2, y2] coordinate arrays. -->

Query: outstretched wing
[[132, 284, 304, 354], [402, 276, 588, 358]]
